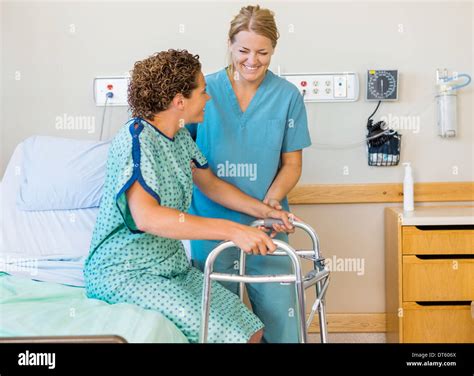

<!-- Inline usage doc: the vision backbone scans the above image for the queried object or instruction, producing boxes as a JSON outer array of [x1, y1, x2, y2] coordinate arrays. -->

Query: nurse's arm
[[192, 167, 293, 230], [264, 150, 302, 205]]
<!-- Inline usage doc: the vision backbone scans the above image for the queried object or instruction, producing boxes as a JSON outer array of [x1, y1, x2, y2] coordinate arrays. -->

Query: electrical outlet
[[281, 72, 359, 102]]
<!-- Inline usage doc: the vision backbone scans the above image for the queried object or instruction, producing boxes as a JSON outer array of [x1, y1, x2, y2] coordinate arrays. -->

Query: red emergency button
[[107, 84, 113, 90], [300, 81, 307, 87]]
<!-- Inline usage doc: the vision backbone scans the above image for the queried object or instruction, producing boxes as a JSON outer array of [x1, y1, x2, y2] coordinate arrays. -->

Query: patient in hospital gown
[[83, 116, 264, 343], [82, 50, 292, 343]]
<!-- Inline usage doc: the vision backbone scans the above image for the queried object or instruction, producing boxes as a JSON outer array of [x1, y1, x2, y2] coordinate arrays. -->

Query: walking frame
[[200, 218, 330, 343]]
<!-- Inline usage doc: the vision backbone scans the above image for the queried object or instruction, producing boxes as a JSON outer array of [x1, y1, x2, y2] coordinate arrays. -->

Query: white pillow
[[16, 136, 110, 211], [1, 141, 99, 262]]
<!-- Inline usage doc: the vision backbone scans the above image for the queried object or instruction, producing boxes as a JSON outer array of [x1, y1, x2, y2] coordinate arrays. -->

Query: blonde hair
[[227, 5, 279, 72]]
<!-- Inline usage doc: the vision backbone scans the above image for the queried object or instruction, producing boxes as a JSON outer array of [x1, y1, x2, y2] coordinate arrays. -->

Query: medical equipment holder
[[366, 101, 401, 167], [367, 131, 401, 166], [200, 219, 330, 343]]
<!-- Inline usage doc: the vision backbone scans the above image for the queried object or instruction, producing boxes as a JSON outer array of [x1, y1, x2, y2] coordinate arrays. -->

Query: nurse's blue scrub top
[[187, 68, 311, 225]]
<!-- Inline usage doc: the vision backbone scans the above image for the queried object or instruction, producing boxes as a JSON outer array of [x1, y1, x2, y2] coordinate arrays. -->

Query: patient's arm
[[125, 181, 277, 255], [192, 167, 293, 231]]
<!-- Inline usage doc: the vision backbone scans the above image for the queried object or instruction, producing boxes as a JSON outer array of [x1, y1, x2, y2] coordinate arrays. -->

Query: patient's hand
[[230, 224, 277, 256]]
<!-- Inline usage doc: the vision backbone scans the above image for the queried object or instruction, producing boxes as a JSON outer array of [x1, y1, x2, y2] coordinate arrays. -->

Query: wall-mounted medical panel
[[281, 72, 359, 102], [94, 76, 130, 106]]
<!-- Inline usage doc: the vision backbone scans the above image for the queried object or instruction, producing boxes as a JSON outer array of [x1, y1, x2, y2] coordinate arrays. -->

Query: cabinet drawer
[[403, 256, 474, 301], [402, 226, 474, 255], [403, 303, 474, 343]]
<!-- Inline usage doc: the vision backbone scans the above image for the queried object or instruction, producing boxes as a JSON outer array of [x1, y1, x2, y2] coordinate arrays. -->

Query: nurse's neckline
[[138, 117, 175, 141], [223, 67, 272, 119]]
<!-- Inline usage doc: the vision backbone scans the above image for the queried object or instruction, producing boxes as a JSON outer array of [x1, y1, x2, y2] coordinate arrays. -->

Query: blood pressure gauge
[[366, 70, 398, 101]]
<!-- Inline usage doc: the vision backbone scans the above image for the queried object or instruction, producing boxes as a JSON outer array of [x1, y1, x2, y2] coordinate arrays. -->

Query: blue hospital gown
[[84, 118, 263, 343]]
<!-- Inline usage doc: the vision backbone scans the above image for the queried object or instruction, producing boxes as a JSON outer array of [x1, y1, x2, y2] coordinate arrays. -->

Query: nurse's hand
[[264, 209, 300, 237], [230, 225, 277, 256], [263, 197, 283, 210]]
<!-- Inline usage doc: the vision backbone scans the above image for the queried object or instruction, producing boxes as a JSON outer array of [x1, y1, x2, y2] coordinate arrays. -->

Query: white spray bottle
[[403, 162, 414, 212]]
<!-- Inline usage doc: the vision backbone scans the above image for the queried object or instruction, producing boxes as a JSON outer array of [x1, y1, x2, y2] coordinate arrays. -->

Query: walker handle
[[262, 217, 295, 228]]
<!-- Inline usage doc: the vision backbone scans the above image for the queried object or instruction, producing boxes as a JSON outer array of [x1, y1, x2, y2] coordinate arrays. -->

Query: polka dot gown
[[84, 118, 263, 343]]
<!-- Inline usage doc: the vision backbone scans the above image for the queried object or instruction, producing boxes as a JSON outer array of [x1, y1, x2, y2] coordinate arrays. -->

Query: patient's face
[[229, 30, 274, 84], [183, 72, 210, 124]]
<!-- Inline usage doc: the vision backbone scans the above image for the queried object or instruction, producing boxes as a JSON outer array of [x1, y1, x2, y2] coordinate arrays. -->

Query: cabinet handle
[[415, 254, 474, 260], [415, 225, 474, 231], [415, 301, 471, 306]]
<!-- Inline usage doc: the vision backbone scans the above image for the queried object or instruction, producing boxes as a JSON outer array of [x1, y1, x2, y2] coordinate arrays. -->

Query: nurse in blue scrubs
[[187, 5, 311, 343]]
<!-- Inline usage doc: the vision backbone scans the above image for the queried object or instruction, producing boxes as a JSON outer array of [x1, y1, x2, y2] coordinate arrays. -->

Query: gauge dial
[[367, 70, 398, 101]]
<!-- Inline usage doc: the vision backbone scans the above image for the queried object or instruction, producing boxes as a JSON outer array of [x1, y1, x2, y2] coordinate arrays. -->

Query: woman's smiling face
[[229, 30, 274, 84], [183, 71, 210, 124]]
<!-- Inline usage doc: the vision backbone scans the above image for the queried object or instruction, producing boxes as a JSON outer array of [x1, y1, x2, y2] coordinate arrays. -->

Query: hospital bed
[[0, 137, 188, 343]]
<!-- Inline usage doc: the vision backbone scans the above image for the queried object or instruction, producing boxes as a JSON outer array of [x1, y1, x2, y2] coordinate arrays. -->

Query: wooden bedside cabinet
[[385, 206, 474, 343]]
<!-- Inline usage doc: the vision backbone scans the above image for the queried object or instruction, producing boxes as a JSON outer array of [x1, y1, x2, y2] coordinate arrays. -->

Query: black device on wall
[[366, 103, 401, 166], [366, 70, 399, 101]]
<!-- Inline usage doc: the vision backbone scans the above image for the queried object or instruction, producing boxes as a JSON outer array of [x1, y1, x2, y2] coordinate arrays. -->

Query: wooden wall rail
[[288, 182, 474, 204], [308, 313, 386, 333]]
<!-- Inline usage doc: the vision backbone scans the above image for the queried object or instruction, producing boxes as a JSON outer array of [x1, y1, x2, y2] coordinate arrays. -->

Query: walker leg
[[314, 259, 329, 343], [318, 297, 328, 343], [295, 279, 307, 343], [239, 250, 246, 302], [199, 267, 213, 343]]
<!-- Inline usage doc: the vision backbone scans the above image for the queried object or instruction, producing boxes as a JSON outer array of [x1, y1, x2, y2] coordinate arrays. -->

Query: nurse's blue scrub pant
[[192, 233, 299, 343]]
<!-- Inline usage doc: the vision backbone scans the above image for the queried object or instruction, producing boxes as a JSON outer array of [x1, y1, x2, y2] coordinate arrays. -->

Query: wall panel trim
[[289, 182, 474, 204]]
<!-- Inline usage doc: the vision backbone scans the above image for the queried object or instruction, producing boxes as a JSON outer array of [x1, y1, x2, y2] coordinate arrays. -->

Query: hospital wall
[[1, 2, 473, 323]]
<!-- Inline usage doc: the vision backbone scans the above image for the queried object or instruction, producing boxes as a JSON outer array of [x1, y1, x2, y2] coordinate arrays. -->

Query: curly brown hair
[[128, 49, 201, 120]]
